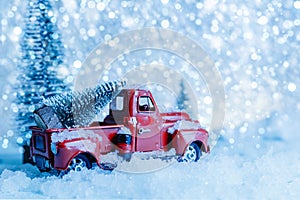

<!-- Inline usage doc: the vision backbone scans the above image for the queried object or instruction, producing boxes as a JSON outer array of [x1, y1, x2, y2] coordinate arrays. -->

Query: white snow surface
[[168, 120, 203, 134], [51, 129, 102, 143], [0, 137, 299, 199]]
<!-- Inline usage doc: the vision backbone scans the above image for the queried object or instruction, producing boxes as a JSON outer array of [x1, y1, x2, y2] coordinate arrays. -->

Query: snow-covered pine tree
[[176, 79, 189, 110], [34, 80, 126, 129], [14, 0, 68, 145]]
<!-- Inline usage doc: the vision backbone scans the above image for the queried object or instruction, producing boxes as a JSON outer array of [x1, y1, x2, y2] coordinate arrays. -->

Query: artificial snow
[[0, 138, 299, 199], [168, 120, 203, 134], [51, 129, 102, 143], [100, 149, 177, 173]]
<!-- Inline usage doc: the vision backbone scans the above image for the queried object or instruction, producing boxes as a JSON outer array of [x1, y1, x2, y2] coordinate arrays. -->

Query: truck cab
[[105, 89, 164, 152]]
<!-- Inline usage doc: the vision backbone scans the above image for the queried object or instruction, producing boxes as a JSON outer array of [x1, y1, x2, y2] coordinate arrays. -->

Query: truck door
[[135, 95, 161, 152]]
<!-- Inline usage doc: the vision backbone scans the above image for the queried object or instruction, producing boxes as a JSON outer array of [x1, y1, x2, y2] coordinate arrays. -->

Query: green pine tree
[[14, 0, 68, 144], [41, 80, 126, 128]]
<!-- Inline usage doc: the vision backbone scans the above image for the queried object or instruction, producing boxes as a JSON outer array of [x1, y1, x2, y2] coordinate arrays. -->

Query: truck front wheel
[[179, 143, 202, 162]]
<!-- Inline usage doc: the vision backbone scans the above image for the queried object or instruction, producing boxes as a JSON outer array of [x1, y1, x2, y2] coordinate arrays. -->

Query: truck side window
[[138, 96, 155, 112], [111, 96, 124, 111]]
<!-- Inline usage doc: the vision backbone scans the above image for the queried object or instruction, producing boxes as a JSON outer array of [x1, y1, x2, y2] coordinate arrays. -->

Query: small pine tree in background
[[14, 0, 68, 147], [176, 79, 189, 111]]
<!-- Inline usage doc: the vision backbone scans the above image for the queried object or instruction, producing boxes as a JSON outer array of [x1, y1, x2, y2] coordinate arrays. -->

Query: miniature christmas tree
[[14, 0, 69, 144], [34, 80, 126, 129]]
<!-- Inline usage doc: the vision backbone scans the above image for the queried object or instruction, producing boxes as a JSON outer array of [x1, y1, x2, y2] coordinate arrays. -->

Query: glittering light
[[88, 1, 96, 8], [50, 17, 57, 23], [103, 76, 109, 81], [66, 76, 74, 83], [239, 126, 247, 133], [121, 1, 127, 8], [283, 20, 293, 29], [97, 2, 106, 11], [48, 10, 53, 17], [195, 19, 202, 25], [294, 1, 300, 9], [1, 19, 7, 26], [258, 128, 265, 134], [19, 147, 25, 154], [2, 143, 8, 149], [8, 11, 14, 18], [52, 33, 59, 39], [2, 94, 8, 100], [203, 96, 212, 105], [99, 25, 105, 31], [287, 83, 296, 92], [11, 103, 18, 113], [257, 16, 268, 25], [251, 53, 258, 60], [211, 21, 219, 33], [175, 3, 181, 10], [2, 138, 9, 149], [17, 137, 24, 144], [104, 34, 112, 41], [283, 61, 289, 68], [73, 60, 82, 68], [196, 2, 203, 9], [28, 105, 35, 112], [13, 26, 22, 35], [161, 19, 169, 28], [251, 82, 258, 89], [243, 32, 253, 40], [87, 28, 96, 37], [7, 130, 14, 137], [272, 25, 279, 35], [63, 14, 69, 22], [159, 0, 168, 5], [145, 50, 152, 56], [108, 11, 116, 19]]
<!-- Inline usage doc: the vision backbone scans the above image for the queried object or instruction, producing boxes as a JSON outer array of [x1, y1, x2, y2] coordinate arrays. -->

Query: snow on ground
[[0, 130, 299, 199]]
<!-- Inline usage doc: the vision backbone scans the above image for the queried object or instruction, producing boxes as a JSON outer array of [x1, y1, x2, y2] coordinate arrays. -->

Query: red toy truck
[[30, 88, 210, 173]]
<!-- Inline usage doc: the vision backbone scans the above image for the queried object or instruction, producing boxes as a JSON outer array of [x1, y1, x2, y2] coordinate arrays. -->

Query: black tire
[[179, 143, 202, 162], [38, 167, 51, 173]]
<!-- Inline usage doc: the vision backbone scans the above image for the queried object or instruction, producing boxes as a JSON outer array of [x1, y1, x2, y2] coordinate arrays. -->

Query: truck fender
[[180, 140, 206, 155], [174, 132, 209, 155], [54, 148, 98, 170], [67, 151, 98, 170]]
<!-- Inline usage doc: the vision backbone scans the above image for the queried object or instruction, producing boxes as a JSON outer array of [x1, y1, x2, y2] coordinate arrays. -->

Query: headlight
[[51, 143, 58, 155]]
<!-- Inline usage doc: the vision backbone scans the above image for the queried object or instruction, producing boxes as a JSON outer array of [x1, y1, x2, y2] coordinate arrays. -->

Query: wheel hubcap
[[182, 145, 197, 162], [69, 157, 87, 172]]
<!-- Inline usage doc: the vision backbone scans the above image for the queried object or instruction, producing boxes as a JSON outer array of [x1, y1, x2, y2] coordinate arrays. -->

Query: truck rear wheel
[[179, 143, 202, 162], [69, 154, 92, 171], [60, 154, 92, 176]]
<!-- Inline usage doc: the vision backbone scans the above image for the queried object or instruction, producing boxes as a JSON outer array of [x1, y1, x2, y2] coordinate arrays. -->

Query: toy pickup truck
[[30, 88, 210, 174]]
